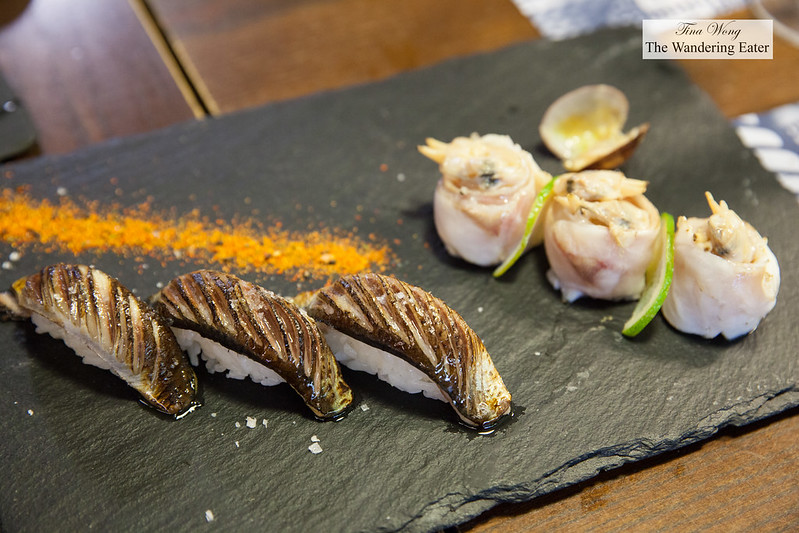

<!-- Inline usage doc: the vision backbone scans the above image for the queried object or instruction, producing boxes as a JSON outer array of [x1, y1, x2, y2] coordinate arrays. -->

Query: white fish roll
[[544, 170, 660, 302], [419, 133, 552, 266], [662, 192, 780, 340]]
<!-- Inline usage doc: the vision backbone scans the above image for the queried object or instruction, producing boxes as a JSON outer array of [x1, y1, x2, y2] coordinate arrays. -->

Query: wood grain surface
[[463, 408, 799, 531], [0, 0, 195, 157], [144, 0, 540, 115], [0, 0, 797, 529], [679, 9, 799, 117]]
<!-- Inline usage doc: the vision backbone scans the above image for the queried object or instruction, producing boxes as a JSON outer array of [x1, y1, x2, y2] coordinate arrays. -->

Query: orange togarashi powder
[[0, 187, 392, 281]]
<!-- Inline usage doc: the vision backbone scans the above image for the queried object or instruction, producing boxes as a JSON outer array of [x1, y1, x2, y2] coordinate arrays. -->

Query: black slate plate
[[1, 28, 797, 533]]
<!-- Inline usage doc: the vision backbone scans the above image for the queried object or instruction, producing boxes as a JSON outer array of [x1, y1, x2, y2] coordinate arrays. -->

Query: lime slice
[[493, 176, 558, 278], [622, 212, 675, 337]]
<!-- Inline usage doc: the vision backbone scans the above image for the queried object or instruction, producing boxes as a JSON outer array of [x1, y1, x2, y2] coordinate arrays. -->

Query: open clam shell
[[539, 84, 649, 172]]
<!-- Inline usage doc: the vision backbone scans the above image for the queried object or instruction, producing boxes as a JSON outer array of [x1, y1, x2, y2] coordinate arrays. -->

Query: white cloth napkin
[[512, 0, 749, 39], [734, 103, 799, 202]]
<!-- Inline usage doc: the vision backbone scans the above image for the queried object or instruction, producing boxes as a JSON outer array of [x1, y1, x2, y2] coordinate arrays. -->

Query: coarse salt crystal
[[310, 435, 320, 443], [8, 251, 20, 261], [246, 416, 257, 429], [360, 403, 370, 412], [308, 442, 323, 454], [56, 187, 68, 196], [205, 510, 215, 522], [262, 419, 268, 428], [235, 422, 241, 428], [234, 441, 240, 448], [2, 261, 12, 270], [27, 409, 33, 416]]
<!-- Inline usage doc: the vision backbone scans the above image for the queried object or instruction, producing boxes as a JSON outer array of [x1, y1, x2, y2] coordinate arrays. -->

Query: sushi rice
[[318, 323, 447, 402], [31, 313, 144, 389], [172, 328, 284, 386]]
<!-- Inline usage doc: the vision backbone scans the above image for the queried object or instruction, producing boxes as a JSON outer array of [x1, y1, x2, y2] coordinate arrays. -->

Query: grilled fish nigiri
[[150, 270, 353, 420], [0, 264, 198, 416], [304, 272, 512, 430]]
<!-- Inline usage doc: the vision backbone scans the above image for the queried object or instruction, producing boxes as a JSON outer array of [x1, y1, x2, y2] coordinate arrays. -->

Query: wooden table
[[1, 1, 797, 529]]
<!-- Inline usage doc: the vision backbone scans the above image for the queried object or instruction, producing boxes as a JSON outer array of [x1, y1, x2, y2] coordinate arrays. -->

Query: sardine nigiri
[[305, 272, 512, 430], [150, 270, 353, 419], [0, 264, 198, 416]]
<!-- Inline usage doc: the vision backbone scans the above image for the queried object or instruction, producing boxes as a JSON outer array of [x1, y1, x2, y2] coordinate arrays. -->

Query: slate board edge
[[406, 387, 799, 533]]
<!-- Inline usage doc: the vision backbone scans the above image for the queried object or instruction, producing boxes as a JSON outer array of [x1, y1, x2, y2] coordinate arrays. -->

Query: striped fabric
[[734, 103, 799, 203], [512, 0, 749, 39]]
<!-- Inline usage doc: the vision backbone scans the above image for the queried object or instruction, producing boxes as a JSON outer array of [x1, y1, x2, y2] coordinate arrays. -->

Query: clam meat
[[539, 84, 649, 172]]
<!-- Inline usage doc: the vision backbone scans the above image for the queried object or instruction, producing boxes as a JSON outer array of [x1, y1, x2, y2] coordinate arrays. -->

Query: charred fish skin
[[306, 272, 512, 430], [7, 264, 198, 417], [150, 270, 353, 420]]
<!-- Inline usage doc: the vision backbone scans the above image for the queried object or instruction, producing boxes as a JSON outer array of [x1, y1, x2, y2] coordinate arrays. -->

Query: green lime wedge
[[622, 212, 675, 337], [493, 176, 558, 278]]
